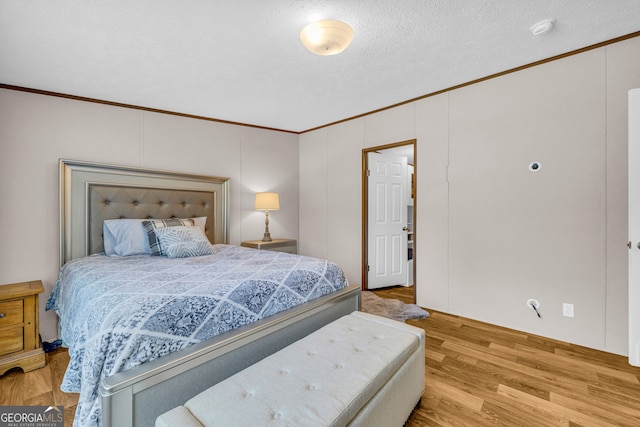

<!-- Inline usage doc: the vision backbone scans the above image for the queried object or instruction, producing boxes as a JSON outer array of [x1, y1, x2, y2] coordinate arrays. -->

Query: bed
[[48, 159, 361, 427]]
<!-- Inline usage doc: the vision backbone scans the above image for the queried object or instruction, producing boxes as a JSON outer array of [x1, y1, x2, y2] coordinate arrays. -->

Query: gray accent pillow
[[154, 226, 215, 258], [142, 218, 195, 256]]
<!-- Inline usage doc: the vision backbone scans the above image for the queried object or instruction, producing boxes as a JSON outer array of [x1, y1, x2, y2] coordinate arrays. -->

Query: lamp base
[[262, 210, 273, 242]]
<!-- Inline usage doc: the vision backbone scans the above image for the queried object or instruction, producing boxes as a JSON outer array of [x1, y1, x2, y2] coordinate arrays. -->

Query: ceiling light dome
[[300, 20, 354, 55], [530, 18, 556, 36]]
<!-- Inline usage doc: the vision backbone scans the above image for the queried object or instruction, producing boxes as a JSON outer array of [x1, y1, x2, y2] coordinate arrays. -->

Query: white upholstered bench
[[155, 311, 425, 427]]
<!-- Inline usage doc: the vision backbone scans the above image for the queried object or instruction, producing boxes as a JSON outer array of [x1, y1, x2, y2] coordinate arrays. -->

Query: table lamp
[[255, 192, 279, 242]]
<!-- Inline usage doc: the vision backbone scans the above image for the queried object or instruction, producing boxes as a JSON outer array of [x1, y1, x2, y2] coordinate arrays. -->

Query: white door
[[367, 151, 408, 289], [629, 88, 640, 366]]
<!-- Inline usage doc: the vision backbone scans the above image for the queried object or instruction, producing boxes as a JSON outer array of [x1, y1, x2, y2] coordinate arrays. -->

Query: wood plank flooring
[[373, 285, 640, 426], [0, 347, 77, 427], [1, 286, 639, 426]]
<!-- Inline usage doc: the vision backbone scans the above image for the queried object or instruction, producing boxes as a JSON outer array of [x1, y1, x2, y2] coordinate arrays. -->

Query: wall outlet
[[563, 303, 574, 318]]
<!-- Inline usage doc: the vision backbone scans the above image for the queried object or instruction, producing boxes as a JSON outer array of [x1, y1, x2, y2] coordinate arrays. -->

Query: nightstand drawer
[[268, 244, 296, 254], [0, 326, 23, 356], [0, 300, 24, 326]]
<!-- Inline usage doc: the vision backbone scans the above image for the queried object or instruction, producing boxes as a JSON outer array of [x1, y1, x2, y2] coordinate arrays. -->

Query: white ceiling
[[1, 1, 639, 133]]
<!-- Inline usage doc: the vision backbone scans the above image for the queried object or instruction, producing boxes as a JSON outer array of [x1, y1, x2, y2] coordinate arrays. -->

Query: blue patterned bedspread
[[46, 244, 348, 426]]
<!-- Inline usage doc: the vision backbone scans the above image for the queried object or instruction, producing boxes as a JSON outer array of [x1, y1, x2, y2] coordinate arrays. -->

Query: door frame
[[629, 88, 640, 366], [362, 139, 417, 301]]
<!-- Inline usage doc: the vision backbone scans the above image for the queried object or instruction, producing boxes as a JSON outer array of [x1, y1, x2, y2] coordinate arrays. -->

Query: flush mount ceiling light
[[530, 18, 556, 36], [300, 20, 354, 55]]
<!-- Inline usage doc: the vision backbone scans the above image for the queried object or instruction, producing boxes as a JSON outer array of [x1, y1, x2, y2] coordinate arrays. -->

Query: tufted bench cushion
[[156, 311, 425, 427]]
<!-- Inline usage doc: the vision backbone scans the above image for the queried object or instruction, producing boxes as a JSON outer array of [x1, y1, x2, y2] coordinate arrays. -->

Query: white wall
[[1, 36, 638, 355], [299, 128, 329, 259], [299, 119, 367, 283], [0, 89, 299, 341], [447, 49, 606, 349], [415, 93, 450, 311], [299, 36, 640, 355]]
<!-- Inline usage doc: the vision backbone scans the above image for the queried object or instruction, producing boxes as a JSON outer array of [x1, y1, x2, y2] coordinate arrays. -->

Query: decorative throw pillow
[[154, 226, 215, 258], [142, 218, 195, 256]]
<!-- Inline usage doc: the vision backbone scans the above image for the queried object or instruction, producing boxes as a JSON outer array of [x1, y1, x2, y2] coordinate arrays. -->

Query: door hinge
[[366, 169, 371, 177], [367, 265, 370, 272]]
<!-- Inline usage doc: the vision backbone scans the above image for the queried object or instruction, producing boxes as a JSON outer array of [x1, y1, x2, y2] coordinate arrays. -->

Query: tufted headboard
[[60, 159, 229, 266]]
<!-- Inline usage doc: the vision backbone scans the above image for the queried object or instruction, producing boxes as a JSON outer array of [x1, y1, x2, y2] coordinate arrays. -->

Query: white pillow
[[155, 226, 215, 258], [192, 216, 207, 232], [103, 219, 149, 256]]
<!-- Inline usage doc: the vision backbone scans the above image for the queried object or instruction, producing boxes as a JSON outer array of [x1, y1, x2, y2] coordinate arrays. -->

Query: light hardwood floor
[[2, 286, 639, 426], [374, 286, 640, 426], [0, 347, 77, 427]]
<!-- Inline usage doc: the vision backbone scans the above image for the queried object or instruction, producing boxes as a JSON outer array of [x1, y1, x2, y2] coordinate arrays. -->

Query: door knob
[[402, 227, 409, 231]]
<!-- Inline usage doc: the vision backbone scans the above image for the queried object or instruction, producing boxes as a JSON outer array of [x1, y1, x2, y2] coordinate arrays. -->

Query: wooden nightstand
[[241, 239, 297, 254], [0, 280, 46, 375]]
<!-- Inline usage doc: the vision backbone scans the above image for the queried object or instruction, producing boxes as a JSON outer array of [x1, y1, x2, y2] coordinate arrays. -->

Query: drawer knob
[[0, 313, 5, 319]]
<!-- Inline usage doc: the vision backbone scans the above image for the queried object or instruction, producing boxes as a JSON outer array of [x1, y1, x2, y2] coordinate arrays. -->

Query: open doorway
[[362, 140, 416, 302]]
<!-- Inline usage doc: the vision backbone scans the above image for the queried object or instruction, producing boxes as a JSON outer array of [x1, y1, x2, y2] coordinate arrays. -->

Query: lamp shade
[[255, 192, 280, 210], [300, 20, 354, 56]]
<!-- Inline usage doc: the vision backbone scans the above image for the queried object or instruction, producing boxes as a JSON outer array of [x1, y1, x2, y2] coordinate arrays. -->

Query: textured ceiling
[[1, 1, 639, 132]]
